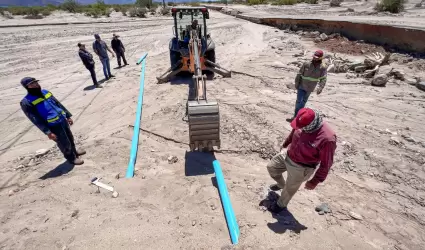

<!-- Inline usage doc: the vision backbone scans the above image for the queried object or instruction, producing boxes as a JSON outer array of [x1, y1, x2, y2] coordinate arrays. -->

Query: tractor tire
[[204, 49, 216, 79], [170, 50, 182, 69]]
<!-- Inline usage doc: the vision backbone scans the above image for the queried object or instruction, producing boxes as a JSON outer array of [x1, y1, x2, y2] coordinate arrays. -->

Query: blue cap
[[94, 34, 100, 39], [21, 77, 38, 88]]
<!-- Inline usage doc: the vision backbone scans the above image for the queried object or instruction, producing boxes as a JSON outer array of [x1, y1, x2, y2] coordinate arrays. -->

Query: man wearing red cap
[[266, 108, 336, 214], [287, 50, 327, 122]]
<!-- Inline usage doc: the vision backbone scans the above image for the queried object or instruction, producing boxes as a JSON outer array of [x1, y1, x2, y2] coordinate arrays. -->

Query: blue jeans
[[294, 88, 311, 117], [100, 58, 112, 79]]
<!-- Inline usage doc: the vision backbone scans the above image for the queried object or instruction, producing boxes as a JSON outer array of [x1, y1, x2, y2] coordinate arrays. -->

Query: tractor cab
[[172, 7, 209, 44], [169, 7, 215, 68]]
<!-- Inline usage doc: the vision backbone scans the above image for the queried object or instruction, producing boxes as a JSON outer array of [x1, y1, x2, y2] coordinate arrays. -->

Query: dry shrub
[[375, 0, 405, 13]]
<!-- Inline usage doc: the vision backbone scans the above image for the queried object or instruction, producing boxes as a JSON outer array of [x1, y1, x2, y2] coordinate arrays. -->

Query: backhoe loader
[[157, 7, 231, 151]]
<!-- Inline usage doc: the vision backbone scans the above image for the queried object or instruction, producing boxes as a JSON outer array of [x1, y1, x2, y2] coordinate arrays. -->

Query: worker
[[191, 19, 198, 30], [111, 34, 128, 68], [287, 50, 327, 122], [92, 34, 115, 80], [266, 108, 336, 214], [78, 43, 101, 88], [20, 77, 86, 165]]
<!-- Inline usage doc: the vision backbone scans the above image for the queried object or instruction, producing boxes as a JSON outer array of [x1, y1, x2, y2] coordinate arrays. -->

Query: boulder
[[405, 77, 417, 86], [330, 0, 343, 7], [376, 65, 393, 76], [311, 31, 320, 37], [371, 74, 388, 86], [320, 33, 329, 41], [416, 81, 425, 92], [392, 70, 405, 80]]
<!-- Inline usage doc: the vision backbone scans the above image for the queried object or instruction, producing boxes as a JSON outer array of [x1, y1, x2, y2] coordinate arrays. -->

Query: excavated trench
[[207, 6, 425, 54]]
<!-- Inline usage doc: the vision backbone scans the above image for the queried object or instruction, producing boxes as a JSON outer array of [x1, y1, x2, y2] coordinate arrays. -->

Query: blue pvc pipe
[[213, 160, 240, 244], [126, 53, 148, 178]]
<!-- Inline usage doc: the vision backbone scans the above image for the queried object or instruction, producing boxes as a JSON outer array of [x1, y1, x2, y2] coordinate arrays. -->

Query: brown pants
[[267, 152, 315, 207]]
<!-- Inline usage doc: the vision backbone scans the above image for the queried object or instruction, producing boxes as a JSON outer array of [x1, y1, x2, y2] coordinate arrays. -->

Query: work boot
[[109, 74, 115, 78], [269, 183, 282, 191], [72, 158, 84, 165], [76, 149, 86, 156]]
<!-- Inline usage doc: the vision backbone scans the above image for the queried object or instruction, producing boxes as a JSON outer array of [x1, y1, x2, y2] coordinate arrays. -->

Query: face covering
[[302, 109, 323, 133], [27, 87, 43, 97]]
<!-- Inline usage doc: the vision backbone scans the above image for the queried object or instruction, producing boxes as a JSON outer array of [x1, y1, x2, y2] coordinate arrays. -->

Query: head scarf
[[302, 109, 323, 133]]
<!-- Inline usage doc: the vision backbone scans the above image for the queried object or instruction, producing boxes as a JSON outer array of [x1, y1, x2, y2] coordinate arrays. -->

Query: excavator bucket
[[187, 74, 220, 152], [188, 99, 220, 151]]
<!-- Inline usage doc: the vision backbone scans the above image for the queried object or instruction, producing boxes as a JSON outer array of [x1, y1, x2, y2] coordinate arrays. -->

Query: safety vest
[[25, 89, 66, 125]]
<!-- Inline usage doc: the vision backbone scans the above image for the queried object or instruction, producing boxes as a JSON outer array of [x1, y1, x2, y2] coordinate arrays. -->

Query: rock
[[318, 210, 325, 215], [20, 157, 33, 167], [27, 159, 36, 167], [8, 190, 15, 196], [141, 175, 146, 179], [416, 81, 425, 92], [247, 223, 257, 228], [35, 149, 50, 157], [330, 0, 343, 7], [376, 65, 393, 76], [393, 70, 405, 80], [401, 134, 416, 143], [315, 203, 331, 214], [271, 45, 276, 49], [311, 31, 320, 37], [389, 137, 401, 145], [405, 78, 417, 86], [347, 8, 355, 12], [314, 37, 321, 43], [348, 211, 363, 220], [15, 165, 25, 170], [192, 220, 197, 226], [167, 156, 178, 164], [115, 173, 121, 179], [296, 30, 303, 35], [354, 66, 367, 73], [320, 33, 329, 41], [71, 210, 79, 218], [112, 191, 119, 198], [371, 74, 388, 87]]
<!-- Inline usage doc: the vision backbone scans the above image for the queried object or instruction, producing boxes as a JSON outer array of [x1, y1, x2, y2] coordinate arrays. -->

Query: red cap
[[313, 50, 324, 59], [291, 108, 316, 129]]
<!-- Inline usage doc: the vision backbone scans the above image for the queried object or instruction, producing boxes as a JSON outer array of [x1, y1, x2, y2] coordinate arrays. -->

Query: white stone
[[35, 149, 50, 157]]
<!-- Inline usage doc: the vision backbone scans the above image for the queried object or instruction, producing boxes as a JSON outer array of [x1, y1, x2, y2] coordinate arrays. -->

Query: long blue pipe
[[213, 160, 240, 244], [126, 53, 148, 178]]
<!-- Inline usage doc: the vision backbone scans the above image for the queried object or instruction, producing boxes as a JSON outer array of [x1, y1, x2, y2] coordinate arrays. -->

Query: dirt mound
[[318, 36, 386, 56]]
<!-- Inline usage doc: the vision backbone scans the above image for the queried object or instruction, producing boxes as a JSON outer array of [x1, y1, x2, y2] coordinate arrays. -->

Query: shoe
[[109, 75, 115, 78], [286, 117, 294, 123], [267, 201, 287, 214], [269, 183, 282, 191], [94, 84, 103, 88], [72, 158, 84, 165], [76, 149, 86, 156]]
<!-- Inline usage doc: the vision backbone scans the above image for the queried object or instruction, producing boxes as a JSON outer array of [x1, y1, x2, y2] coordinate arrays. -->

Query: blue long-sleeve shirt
[[20, 93, 72, 135]]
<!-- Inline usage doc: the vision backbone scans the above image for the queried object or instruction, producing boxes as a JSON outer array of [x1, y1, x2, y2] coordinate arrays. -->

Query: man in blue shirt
[[20, 77, 86, 165], [92, 34, 115, 80]]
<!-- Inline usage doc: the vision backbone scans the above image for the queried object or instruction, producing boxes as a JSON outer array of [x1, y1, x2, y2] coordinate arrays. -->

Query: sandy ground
[[1, 9, 425, 250], [212, 1, 425, 29]]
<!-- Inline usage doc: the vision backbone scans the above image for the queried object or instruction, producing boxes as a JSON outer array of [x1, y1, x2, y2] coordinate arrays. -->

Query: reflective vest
[[25, 89, 66, 125]]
